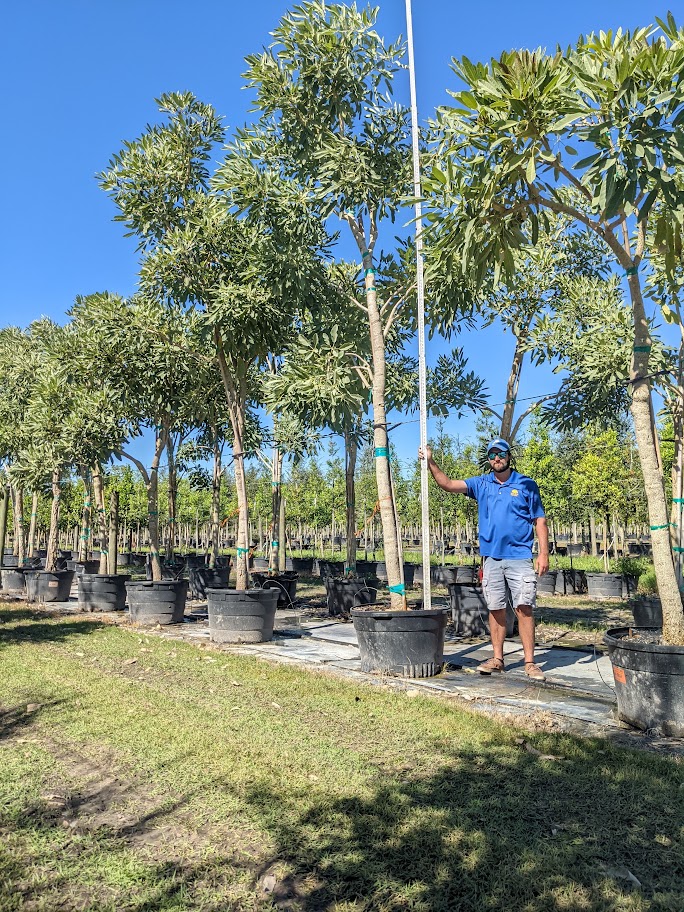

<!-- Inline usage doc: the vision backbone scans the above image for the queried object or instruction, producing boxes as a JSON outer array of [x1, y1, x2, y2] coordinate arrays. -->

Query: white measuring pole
[[405, 0, 431, 611]]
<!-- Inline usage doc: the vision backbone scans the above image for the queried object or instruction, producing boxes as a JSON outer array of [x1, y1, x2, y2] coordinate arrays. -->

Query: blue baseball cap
[[486, 437, 511, 454]]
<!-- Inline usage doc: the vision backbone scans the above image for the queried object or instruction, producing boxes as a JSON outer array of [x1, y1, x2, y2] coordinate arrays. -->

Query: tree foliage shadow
[[0, 606, 107, 652], [243, 741, 684, 911]]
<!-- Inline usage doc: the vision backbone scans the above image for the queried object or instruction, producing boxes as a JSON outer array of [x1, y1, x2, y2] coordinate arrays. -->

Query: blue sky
[[1, 1, 675, 469]]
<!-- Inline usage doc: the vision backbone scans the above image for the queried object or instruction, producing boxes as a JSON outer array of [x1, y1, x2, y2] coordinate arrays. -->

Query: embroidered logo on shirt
[[510, 489, 519, 496]]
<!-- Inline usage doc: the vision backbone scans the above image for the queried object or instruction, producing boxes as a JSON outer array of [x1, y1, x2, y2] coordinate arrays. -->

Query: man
[[420, 437, 549, 681]]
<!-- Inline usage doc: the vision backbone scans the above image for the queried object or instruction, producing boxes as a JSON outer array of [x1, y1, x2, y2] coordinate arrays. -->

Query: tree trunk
[[108, 490, 119, 574], [627, 272, 684, 642], [78, 476, 92, 562], [344, 425, 358, 575], [278, 492, 286, 573], [92, 463, 110, 574], [45, 468, 62, 573], [270, 446, 283, 574], [362, 250, 404, 609], [589, 513, 598, 557], [209, 434, 222, 570], [27, 490, 39, 558], [500, 327, 530, 442], [11, 486, 26, 566], [166, 435, 177, 561], [121, 429, 166, 581]]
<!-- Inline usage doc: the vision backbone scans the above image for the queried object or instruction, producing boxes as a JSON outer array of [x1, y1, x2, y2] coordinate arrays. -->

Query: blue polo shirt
[[465, 470, 545, 559]]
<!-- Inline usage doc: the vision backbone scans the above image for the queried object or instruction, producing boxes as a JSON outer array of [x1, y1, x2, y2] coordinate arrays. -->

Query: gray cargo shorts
[[482, 557, 537, 613]]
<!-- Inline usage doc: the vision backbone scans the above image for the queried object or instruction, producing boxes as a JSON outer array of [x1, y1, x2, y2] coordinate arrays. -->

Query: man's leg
[[506, 560, 546, 681], [478, 558, 507, 673]]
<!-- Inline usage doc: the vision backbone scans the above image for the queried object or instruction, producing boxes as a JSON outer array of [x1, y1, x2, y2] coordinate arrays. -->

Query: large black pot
[[586, 572, 623, 599], [374, 562, 416, 586], [251, 556, 269, 571], [355, 560, 378, 577], [253, 572, 298, 608], [145, 560, 185, 581], [430, 565, 456, 587], [188, 566, 230, 599], [66, 559, 101, 576], [207, 587, 279, 643], [1, 567, 26, 594], [125, 580, 188, 625], [288, 557, 314, 573], [454, 564, 478, 584], [352, 608, 449, 678], [25, 570, 75, 603], [318, 560, 344, 579], [629, 596, 662, 627], [1, 554, 19, 568], [604, 626, 684, 737], [554, 569, 587, 596], [78, 574, 130, 612], [536, 570, 557, 595], [325, 577, 378, 616], [447, 583, 517, 637]]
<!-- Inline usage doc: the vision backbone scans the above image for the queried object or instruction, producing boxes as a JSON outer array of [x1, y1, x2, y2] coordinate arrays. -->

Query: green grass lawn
[[0, 601, 682, 912]]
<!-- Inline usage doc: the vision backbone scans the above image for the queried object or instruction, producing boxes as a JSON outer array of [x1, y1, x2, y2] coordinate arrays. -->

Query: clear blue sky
[[1, 1, 674, 468]]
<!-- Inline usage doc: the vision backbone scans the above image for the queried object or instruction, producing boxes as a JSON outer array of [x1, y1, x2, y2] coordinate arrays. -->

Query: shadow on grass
[[0, 605, 107, 652], [0, 701, 64, 742], [244, 743, 683, 911]]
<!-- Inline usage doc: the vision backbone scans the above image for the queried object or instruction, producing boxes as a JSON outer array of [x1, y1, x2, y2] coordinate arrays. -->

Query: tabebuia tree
[[243, 1, 420, 607], [427, 17, 684, 642]]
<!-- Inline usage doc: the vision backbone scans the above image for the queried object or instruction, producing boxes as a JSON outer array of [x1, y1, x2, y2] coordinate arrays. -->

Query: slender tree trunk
[[108, 491, 119, 574], [78, 475, 91, 562], [344, 425, 358, 575], [0, 487, 9, 566], [213, 332, 250, 589], [209, 433, 222, 570], [278, 492, 286, 573], [122, 429, 167, 582], [11, 486, 26, 566], [270, 445, 283, 574], [500, 327, 530, 442], [166, 435, 177, 561], [45, 468, 62, 573], [627, 273, 684, 642], [27, 490, 39, 558], [362, 251, 403, 608], [92, 463, 109, 574], [589, 513, 597, 558]]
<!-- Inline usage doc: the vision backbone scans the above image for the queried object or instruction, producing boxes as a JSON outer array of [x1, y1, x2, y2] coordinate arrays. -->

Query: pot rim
[[604, 626, 684, 655], [351, 607, 449, 618]]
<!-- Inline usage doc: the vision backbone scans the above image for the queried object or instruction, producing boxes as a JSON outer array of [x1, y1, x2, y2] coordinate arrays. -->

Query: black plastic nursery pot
[[207, 587, 279, 644], [188, 566, 230, 600], [288, 557, 314, 573], [25, 570, 75, 603], [1, 554, 19, 568], [318, 560, 345, 579], [78, 574, 131, 612], [352, 608, 449, 678], [374, 562, 416, 586], [536, 570, 557, 595], [447, 583, 517, 637], [1, 567, 26, 594], [629, 596, 662, 627], [66, 559, 101, 576], [251, 556, 269, 571], [355, 560, 378, 577], [125, 580, 188, 625], [554, 569, 587, 596], [253, 572, 298, 608], [325, 577, 378, 616], [586, 572, 623, 599], [604, 626, 684, 737]]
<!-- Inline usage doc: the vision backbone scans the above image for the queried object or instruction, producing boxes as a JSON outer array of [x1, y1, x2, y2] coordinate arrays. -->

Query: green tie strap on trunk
[[148, 510, 158, 516], [271, 541, 279, 547], [374, 447, 389, 458], [626, 266, 639, 276], [673, 498, 684, 504], [389, 583, 405, 595], [650, 523, 676, 531], [633, 345, 651, 353], [362, 249, 370, 258], [236, 547, 249, 556], [366, 286, 377, 293], [364, 268, 375, 276], [271, 481, 280, 487], [673, 546, 684, 553]]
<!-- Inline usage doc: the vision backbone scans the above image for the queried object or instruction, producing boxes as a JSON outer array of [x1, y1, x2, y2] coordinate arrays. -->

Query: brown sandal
[[525, 662, 546, 681], [477, 656, 505, 674]]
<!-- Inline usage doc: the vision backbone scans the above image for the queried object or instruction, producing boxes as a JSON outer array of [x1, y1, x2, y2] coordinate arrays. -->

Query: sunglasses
[[487, 450, 509, 460]]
